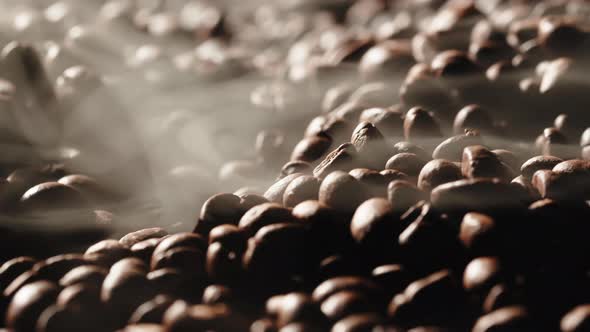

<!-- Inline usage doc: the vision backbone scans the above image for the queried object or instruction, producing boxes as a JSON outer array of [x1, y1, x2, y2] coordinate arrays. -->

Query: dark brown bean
[[202, 284, 233, 305], [0, 257, 35, 292], [129, 295, 174, 324], [459, 213, 499, 257], [151, 233, 207, 263], [432, 131, 482, 162], [462, 145, 514, 181], [56, 283, 101, 310], [283, 176, 321, 208], [20, 182, 88, 211], [321, 291, 373, 322], [59, 265, 107, 287], [331, 313, 383, 332], [291, 135, 332, 163], [371, 264, 409, 296], [238, 203, 293, 236], [206, 242, 242, 284], [319, 171, 367, 214], [385, 153, 427, 176], [312, 277, 380, 304], [350, 122, 390, 169], [281, 161, 312, 178], [314, 144, 358, 179], [417, 159, 463, 192], [403, 107, 443, 141], [6, 280, 59, 332], [147, 268, 203, 301], [194, 193, 243, 236], [463, 257, 505, 295], [472, 306, 532, 332], [359, 107, 404, 138], [350, 198, 404, 257], [85, 239, 132, 267], [274, 293, 325, 328], [561, 304, 590, 332], [151, 247, 205, 275], [520, 155, 563, 180], [264, 173, 304, 203], [208, 224, 247, 253], [131, 238, 162, 264], [120, 228, 168, 247], [387, 180, 426, 214]]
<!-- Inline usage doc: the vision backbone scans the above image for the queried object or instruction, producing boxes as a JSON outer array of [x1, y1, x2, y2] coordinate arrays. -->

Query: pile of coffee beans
[[1, 0, 590, 331]]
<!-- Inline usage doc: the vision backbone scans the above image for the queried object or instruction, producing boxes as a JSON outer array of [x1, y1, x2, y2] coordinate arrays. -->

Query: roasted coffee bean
[[388, 270, 464, 325], [0, 257, 35, 292], [387, 180, 426, 214], [57, 174, 111, 203], [371, 264, 409, 296], [482, 283, 525, 314], [319, 171, 367, 214], [459, 213, 500, 257], [322, 84, 354, 113], [430, 49, 481, 81], [331, 313, 383, 332], [432, 130, 482, 162], [131, 238, 163, 264], [291, 135, 332, 163], [163, 301, 244, 331], [403, 107, 443, 141], [194, 193, 243, 236], [151, 233, 207, 263], [250, 318, 278, 332], [359, 107, 404, 138], [206, 242, 242, 284], [350, 198, 403, 259], [380, 169, 411, 184], [321, 291, 374, 322], [540, 127, 575, 159], [151, 247, 205, 275], [239, 203, 294, 236], [292, 200, 351, 257], [431, 178, 529, 213], [283, 176, 321, 208], [238, 193, 269, 211], [264, 173, 304, 204], [491, 150, 520, 174], [472, 306, 532, 332], [306, 117, 353, 145], [417, 159, 463, 192], [34, 254, 87, 282], [469, 41, 514, 68], [554, 114, 585, 142], [392, 142, 430, 162], [272, 293, 325, 328], [85, 240, 132, 267], [129, 295, 175, 324], [462, 145, 514, 181], [463, 257, 505, 297], [6, 280, 59, 332], [243, 223, 308, 285], [398, 205, 464, 273], [531, 160, 590, 200], [312, 277, 380, 304], [281, 161, 312, 178], [537, 17, 588, 57], [147, 268, 203, 301], [20, 182, 88, 211], [208, 224, 247, 253], [57, 283, 101, 310], [118, 324, 165, 332], [359, 40, 414, 82], [561, 304, 590, 332], [508, 18, 540, 48], [350, 122, 390, 169], [120, 228, 168, 248], [520, 155, 563, 180], [202, 284, 233, 305], [400, 63, 451, 113], [101, 267, 154, 326], [385, 153, 427, 177], [349, 168, 389, 197], [59, 265, 107, 287]]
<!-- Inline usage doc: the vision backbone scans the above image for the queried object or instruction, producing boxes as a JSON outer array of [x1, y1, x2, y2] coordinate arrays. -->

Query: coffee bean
[[20, 182, 88, 211], [131, 238, 163, 264], [34, 254, 87, 281], [264, 173, 304, 204], [147, 269, 203, 301], [388, 270, 464, 325], [387, 180, 426, 213], [463, 257, 505, 297], [6, 280, 59, 332], [312, 277, 380, 304], [321, 291, 374, 322], [120, 228, 168, 248], [431, 178, 529, 213], [151, 233, 207, 264], [250, 318, 278, 332], [350, 122, 390, 169], [129, 295, 174, 324], [202, 284, 233, 305], [386, 153, 427, 176], [520, 155, 563, 180], [0, 257, 35, 292], [274, 293, 325, 328], [432, 130, 482, 162], [291, 135, 332, 163], [119, 323, 165, 332], [371, 264, 410, 296], [482, 284, 524, 314], [57, 283, 101, 310], [151, 247, 205, 275], [358, 107, 404, 138], [101, 267, 154, 327], [531, 160, 590, 200], [403, 107, 443, 141], [417, 159, 463, 192], [540, 127, 576, 159], [538, 17, 587, 57], [319, 171, 367, 214], [194, 193, 243, 236], [283, 176, 321, 208], [281, 161, 312, 178], [208, 224, 247, 253], [561, 304, 590, 332], [462, 145, 514, 181], [459, 213, 500, 257], [57, 174, 111, 203], [322, 84, 354, 113], [206, 242, 242, 285], [359, 40, 414, 81], [472, 306, 532, 332], [59, 265, 107, 287], [239, 203, 294, 236], [163, 301, 246, 331], [331, 313, 383, 332], [86, 240, 132, 267], [350, 198, 404, 259]]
